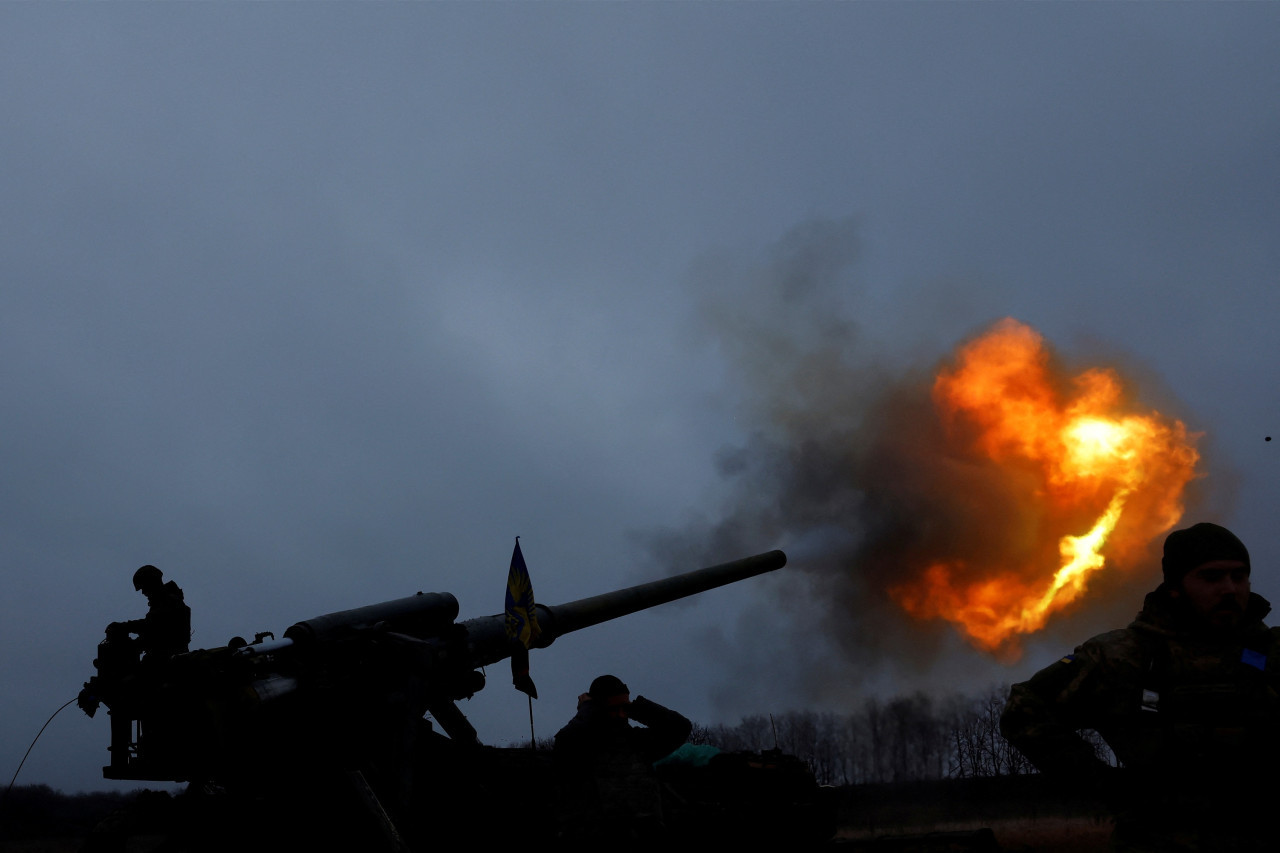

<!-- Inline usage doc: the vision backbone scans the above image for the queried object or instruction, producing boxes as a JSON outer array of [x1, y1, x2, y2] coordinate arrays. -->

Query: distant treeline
[[0, 784, 142, 841], [688, 684, 1107, 787]]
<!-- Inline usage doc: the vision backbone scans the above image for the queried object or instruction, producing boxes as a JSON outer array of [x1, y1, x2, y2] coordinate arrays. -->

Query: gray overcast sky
[[3, 4, 1278, 793]]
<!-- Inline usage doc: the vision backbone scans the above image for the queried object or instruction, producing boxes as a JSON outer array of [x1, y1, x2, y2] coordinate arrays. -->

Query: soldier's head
[[1162, 523, 1251, 629], [589, 674, 631, 720], [132, 564, 164, 597]]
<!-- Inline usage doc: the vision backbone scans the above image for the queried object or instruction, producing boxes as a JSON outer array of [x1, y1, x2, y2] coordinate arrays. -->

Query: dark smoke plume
[[648, 217, 1203, 715]]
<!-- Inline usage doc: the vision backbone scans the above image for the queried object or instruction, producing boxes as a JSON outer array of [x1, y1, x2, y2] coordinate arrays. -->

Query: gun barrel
[[536, 549, 786, 643], [457, 550, 786, 668]]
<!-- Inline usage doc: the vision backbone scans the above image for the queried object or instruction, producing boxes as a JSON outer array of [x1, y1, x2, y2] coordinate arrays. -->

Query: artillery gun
[[78, 550, 828, 849]]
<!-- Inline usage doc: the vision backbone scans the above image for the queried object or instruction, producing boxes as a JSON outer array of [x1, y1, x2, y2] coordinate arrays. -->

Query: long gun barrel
[[538, 548, 787, 640], [456, 549, 787, 669]]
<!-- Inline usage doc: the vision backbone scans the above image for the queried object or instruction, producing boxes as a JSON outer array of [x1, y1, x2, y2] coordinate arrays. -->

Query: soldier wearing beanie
[[1002, 522, 1279, 851], [554, 673, 691, 765], [553, 675, 691, 844]]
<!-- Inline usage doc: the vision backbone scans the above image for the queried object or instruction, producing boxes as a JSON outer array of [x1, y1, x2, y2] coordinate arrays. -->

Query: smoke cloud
[[650, 218, 1209, 716]]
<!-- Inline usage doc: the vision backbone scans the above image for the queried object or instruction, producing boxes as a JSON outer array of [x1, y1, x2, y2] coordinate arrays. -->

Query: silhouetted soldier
[[1002, 522, 1280, 852], [554, 675, 691, 844], [115, 565, 191, 660], [78, 565, 192, 772]]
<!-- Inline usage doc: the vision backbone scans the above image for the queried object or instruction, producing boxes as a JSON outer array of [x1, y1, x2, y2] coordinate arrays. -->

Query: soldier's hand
[[629, 695, 661, 724]]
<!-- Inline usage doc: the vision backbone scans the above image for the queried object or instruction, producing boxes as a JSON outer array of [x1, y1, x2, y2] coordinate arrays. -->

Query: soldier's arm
[[1000, 632, 1133, 781], [629, 696, 692, 762]]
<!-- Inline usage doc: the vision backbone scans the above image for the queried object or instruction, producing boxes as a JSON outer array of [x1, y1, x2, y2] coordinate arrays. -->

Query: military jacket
[[133, 580, 192, 659], [1002, 587, 1280, 800], [553, 696, 692, 842]]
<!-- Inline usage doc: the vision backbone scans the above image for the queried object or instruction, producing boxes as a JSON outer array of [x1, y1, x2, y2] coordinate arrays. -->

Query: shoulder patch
[[1242, 648, 1267, 671]]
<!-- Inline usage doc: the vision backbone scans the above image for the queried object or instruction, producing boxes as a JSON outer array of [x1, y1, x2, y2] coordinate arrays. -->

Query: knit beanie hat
[[1162, 522, 1250, 584], [589, 674, 630, 701]]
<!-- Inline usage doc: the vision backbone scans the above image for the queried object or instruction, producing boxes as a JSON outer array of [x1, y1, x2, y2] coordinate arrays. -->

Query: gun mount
[[78, 550, 791, 848]]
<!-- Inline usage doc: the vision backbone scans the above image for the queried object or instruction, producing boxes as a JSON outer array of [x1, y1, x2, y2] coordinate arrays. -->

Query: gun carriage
[[79, 551, 828, 849]]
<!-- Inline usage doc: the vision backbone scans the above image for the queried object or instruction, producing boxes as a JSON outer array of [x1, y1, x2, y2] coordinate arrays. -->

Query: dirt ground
[[997, 816, 1113, 852], [3, 823, 1114, 853], [836, 815, 1114, 852], [3, 802, 1116, 852]]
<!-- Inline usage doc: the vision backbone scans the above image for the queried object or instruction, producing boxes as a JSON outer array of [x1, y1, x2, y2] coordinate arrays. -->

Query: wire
[[4, 696, 77, 800]]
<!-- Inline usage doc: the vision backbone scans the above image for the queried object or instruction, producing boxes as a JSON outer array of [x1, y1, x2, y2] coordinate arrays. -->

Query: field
[[835, 816, 1112, 852], [829, 776, 1112, 851], [1, 776, 1115, 851]]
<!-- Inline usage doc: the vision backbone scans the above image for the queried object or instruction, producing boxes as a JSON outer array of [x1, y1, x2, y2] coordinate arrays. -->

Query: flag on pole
[[505, 537, 540, 647], [505, 537, 540, 698]]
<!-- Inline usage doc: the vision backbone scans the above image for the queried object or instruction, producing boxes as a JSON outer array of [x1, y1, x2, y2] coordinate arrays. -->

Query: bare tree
[[948, 684, 1034, 777], [694, 682, 1099, 786]]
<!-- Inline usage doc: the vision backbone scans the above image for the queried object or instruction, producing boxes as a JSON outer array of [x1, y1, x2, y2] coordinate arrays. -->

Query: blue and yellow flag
[[504, 537, 540, 648], [505, 538, 540, 699]]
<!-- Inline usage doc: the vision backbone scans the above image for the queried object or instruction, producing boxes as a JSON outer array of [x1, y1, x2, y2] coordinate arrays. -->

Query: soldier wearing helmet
[[1001, 522, 1280, 851], [116, 565, 191, 660]]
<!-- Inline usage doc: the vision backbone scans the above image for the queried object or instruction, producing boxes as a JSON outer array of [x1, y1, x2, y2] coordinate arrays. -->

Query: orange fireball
[[889, 319, 1199, 656]]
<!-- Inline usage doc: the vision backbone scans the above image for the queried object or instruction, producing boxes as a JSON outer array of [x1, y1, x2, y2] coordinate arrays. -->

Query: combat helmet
[[133, 564, 163, 592]]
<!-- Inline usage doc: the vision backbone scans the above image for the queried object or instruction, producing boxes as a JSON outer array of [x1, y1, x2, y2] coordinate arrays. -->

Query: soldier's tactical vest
[[1129, 630, 1280, 778]]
